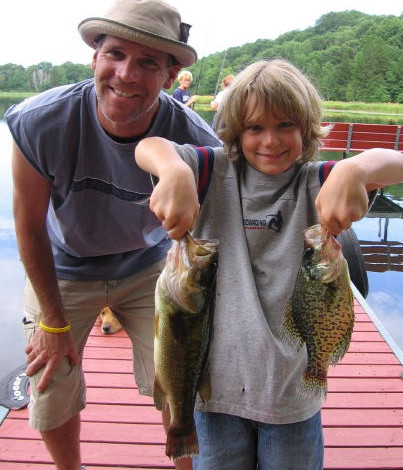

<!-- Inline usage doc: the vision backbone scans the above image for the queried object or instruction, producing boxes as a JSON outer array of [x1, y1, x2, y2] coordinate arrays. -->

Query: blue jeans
[[193, 411, 323, 470]]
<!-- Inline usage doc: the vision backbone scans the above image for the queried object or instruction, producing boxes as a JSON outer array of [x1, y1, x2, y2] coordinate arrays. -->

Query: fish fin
[[198, 373, 211, 403], [281, 298, 304, 348], [329, 326, 353, 365], [166, 423, 199, 460], [153, 379, 167, 411]]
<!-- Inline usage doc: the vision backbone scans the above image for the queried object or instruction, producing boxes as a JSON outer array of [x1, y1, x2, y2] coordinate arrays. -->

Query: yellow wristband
[[39, 320, 71, 334]]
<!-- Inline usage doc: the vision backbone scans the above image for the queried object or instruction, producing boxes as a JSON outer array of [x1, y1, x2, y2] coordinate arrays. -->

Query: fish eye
[[304, 247, 314, 256]]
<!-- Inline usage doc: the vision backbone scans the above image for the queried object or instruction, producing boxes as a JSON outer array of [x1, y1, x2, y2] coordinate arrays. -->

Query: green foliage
[[0, 62, 93, 93], [0, 11, 402, 103], [186, 10, 403, 103]]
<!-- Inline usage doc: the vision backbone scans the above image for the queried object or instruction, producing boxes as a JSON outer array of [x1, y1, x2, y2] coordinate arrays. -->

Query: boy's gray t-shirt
[[5, 79, 220, 280], [176, 144, 327, 425]]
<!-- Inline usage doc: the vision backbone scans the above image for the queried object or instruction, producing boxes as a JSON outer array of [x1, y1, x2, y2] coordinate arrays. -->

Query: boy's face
[[179, 75, 192, 89], [240, 109, 303, 175]]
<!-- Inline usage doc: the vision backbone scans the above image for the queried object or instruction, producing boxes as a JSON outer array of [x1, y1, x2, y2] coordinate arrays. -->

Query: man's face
[[92, 36, 180, 138]]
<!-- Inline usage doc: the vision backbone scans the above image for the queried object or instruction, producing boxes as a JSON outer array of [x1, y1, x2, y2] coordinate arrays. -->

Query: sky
[[1, 0, 402, 67]]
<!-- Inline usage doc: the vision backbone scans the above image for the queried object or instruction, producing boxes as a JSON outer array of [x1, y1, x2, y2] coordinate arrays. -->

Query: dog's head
[[98, 307, 123, 334]]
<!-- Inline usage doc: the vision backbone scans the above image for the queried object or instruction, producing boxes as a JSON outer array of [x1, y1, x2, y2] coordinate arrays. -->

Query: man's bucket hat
[[78, 0, 197, 66]]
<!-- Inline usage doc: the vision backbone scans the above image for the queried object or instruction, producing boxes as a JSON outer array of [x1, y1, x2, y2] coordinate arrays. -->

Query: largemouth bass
[[154, 233, 218, 460], [282, 224, 354, 398]]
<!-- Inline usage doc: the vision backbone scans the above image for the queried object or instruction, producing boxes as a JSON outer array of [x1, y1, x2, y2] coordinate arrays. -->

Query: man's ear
[[91, 51, 98, 71], [163, 65, 182, 89]]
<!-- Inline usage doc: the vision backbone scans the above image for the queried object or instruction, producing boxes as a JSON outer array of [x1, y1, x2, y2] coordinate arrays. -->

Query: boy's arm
[[316, 148, 403, 235], [135, 137, 200, 239]]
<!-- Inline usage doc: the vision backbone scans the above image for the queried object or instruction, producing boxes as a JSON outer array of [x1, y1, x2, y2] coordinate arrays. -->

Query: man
[[6, 0, 220, 468]]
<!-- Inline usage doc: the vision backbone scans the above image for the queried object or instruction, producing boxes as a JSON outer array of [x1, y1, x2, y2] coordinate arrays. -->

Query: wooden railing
[[360, 240, 403, 273], [320, 122, 403, 157]]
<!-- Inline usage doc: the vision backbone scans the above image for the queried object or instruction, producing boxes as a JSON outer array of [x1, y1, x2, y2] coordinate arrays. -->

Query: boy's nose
[[262, 130, 280, 146]]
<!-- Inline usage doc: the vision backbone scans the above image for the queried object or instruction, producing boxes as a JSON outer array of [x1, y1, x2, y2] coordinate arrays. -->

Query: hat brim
[[78, 18, 197, 67]]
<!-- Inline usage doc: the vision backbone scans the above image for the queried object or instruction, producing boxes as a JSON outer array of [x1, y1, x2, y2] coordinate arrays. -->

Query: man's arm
[[12, 141, 79, 391]]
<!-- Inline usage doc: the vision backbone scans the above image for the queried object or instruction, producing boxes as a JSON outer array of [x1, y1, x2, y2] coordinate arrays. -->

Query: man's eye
[[140, 59, 159, 69], [106, 50, 125, 60]]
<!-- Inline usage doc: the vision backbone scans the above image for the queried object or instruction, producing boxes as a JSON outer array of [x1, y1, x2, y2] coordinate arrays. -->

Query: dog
[[98, 307, 123, 334]]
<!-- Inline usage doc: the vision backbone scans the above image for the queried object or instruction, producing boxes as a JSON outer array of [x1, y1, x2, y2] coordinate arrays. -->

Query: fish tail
[[166, 422, 199, 460], [298, 371, 328, 399]]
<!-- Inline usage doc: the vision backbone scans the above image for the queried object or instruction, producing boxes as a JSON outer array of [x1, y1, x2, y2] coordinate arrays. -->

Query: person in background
[[210, 74, 234, 130], [173, 70, 198, 107], [5, 0, 219, 469], [135, 58, 403, 469]]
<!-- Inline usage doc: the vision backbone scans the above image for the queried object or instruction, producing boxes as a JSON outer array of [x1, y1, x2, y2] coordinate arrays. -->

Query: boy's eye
[[246, 124, 262, 132], [279, 121, 295, 129]]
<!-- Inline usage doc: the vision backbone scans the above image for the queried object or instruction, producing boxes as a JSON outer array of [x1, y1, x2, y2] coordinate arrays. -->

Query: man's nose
[[116, 60, 139, 81]]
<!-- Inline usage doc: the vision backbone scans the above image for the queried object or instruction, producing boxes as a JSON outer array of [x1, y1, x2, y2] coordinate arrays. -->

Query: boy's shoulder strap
[[192, 146, 215, 204], [318, 160, 337, 186]]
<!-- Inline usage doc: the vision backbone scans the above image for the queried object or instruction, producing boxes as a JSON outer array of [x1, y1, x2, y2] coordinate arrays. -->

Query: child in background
[[173, 70, 198, 107], [210, 74, 234, 130], [136, 59, 403, 469]]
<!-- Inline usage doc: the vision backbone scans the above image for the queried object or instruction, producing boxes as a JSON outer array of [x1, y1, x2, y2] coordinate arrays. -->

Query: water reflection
[[0, 120, 26, 382], [353, 201, 403, 351], [0, 118, 402, 383]]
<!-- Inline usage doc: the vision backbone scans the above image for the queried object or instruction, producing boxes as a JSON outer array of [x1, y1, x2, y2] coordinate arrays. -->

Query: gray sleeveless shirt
[[176, 144, 327, 425], [5, 79, 220, 280]]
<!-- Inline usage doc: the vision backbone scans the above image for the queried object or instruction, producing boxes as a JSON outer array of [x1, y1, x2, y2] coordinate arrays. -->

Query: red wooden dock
[[1, 289, 403, 469]]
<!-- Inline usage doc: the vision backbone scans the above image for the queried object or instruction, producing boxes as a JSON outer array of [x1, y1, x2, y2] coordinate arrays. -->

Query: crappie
[[154, 233, 218, 460], [282, 224, 354, 398]]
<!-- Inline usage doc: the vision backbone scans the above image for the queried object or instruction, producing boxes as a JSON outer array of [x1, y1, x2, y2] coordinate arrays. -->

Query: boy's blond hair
[[177, 70, 193, 82], [216, 59, 330, 162]]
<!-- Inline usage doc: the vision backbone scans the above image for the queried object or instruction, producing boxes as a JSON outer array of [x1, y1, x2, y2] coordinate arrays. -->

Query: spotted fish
[[153, 233, 218, 460], [282, 224, 354, 398]]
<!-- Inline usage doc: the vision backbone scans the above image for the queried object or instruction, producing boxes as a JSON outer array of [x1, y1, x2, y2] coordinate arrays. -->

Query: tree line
[[1, 10, 402, 103]]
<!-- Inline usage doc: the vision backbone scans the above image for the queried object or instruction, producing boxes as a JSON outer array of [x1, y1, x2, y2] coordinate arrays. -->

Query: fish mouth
[[163, 234, 218, 314], [303, 225, 342, 283]]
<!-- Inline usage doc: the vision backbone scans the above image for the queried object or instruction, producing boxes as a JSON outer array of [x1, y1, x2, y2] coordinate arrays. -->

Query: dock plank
[[1, 295, 403, 470]]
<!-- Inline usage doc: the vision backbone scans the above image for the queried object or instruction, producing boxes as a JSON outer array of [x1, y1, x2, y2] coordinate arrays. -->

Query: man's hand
[[25, 329, 80, 392]]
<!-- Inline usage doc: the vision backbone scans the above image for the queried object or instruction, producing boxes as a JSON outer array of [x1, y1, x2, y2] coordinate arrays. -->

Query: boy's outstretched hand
[[316, 149, 403, 235], [149, 164, 200, 240], [315, 159, 369, 235], [135, 137, 200, 240]]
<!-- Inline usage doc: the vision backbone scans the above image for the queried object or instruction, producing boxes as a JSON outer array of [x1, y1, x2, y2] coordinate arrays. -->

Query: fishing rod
[[213, 49, 228, 97], [192, 38, 208, 100], [191, 36, 209, 107], [193, 56, 206, 103]]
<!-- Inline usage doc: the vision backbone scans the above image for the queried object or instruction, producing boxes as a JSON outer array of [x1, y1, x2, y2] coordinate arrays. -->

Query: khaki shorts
[[23, 260, 164, 431]]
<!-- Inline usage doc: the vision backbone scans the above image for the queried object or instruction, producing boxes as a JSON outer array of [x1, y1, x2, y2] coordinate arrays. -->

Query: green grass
[[195, 98, 403, 125], [0, 92, 37, 99], [2, 92, 402, 125], [324, 101, 403, 114]]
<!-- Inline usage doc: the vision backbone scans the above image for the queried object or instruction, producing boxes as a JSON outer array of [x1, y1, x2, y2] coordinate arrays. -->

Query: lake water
[[0, 118, 402, 383]]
